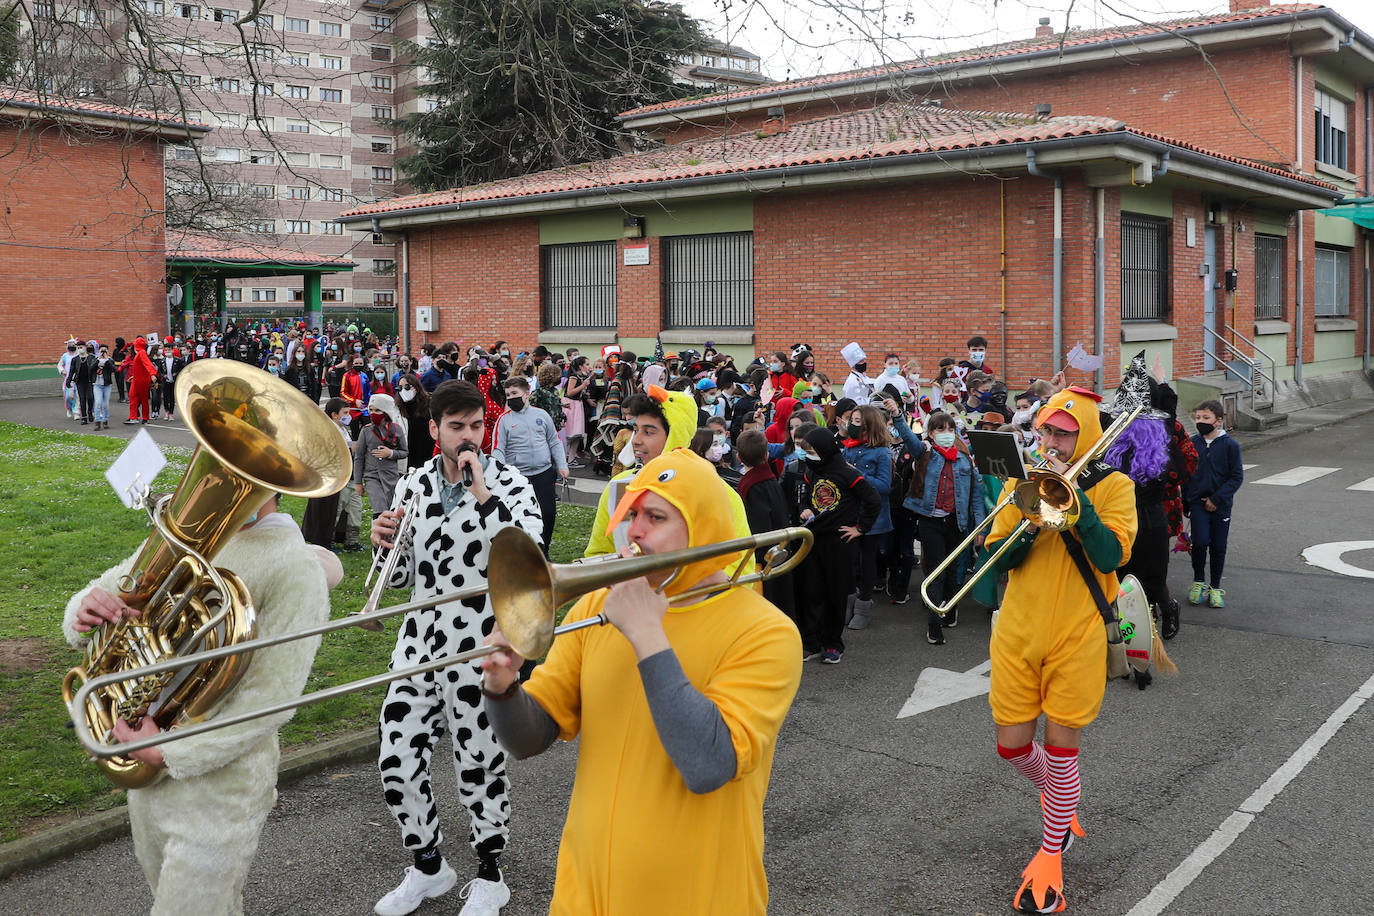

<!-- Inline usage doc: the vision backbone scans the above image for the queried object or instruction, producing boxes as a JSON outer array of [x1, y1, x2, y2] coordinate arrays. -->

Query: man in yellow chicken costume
[[479, 448, 802, 914], [984, 386, 1137, 914]]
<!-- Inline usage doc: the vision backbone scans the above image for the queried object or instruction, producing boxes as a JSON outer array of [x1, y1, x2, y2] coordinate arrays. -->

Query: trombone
[[68, 525, 813, 760], [920, 405, 1142, 616], [348, 489, 421, 632]]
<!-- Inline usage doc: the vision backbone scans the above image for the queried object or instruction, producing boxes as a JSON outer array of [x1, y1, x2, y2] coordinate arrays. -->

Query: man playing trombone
[[984, 387, 1137, 914], [369, 380, 544, 916], [479, 449, 803, 915]]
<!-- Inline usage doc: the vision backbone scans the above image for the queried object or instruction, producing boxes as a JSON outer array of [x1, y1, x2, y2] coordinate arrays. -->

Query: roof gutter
[[620, 8, 1372, 128], [0, 99, 211, 140], [342, 131, 1338, 230]]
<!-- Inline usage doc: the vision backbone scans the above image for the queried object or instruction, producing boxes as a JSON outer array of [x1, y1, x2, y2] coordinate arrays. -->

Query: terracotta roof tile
[[341, 103, 1334, 219], [0, 87, 209, 131], [168, 230, 355, 268], [620, 3, 1328, 119]]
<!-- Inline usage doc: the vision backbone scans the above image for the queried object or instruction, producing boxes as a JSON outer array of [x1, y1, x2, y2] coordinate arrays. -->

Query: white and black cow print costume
[[377, 453, 543, 863]]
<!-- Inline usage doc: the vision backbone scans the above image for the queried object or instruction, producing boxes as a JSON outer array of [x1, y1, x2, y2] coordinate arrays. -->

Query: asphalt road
[[4, 410, 1372, 915]]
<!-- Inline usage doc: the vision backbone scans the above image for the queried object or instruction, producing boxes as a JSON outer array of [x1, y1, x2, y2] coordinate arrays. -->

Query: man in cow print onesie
[[370, 380, 544, 916]]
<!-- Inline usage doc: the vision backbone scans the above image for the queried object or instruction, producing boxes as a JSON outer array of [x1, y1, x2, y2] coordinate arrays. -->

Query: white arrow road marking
[[1347, 476, 1374, 492], [1242, 463, 1258, 471], [897, 659, 992, 719], [1253, 465, 1339, 486], [1301, 541, 1374, 579]]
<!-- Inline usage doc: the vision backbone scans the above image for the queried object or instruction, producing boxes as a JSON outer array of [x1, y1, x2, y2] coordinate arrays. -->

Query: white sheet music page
[[105, 429, 167, 508]]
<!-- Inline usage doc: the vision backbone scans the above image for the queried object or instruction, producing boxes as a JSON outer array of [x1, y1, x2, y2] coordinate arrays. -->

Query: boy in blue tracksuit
[[1182, 399, 1243, 608]]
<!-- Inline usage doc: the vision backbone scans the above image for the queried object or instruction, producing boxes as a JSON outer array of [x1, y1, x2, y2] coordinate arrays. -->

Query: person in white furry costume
[[64, 496, 332, 916]]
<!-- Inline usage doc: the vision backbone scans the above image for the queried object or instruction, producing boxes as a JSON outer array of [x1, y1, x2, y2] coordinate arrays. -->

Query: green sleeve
[[987, 528, 1037, 574], [1073, 490, 1122, 573]]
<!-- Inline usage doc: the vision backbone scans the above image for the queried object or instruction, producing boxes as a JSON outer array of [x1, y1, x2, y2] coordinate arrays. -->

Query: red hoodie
[[121, 336, 155, 384]]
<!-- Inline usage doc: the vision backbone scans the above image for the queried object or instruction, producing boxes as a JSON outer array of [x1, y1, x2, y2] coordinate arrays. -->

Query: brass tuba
[[61, 360, 352, 788]]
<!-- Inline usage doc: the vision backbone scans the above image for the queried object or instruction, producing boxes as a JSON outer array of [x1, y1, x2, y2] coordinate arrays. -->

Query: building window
[[1315, 88, 1349, 171], [170, 145, 197, 160], [423, 99, 440, 113], [287, 186, 309, 200], [371, 75, 392, 91], [320, 154, 343, 169], [176, 4, 199, 19], [251, 12, 271, 27], [248, 44, 274, 61], [225, 288, 242, 302], [322, 222, 344, 235], [250, 184, 275, 198], [662, 232, 754, 328], [178, 74, 202, 87], [286, 220, 310, 234], [320, 187, 344, 201], [285, 52, 309, 66], [290, 288, 305, 302], [251, 288, 276, 302], [319, 120, 343, 135], [75, 6, 105, 26], [285, 119, 309, 133], [286, 84, 308, 99], [249, 150, 275, 164], [1120, 214, 1171, 321], [373, 232, 390, 245], [372, 105, 392, 120], [141, 0, 165, 14], [322, 288, 344, 302], [35, 1, 55, 17], [373, 259, 396, 274], [320, 88, 342, 102], [540, 241, 617, 329], [370, 14, 392, 31], [212, 77, 238, 93], [1254, 234, 1285, 320], [247, 220, 275, 233], [370, 45, 392, 62], [374, 291, 396, 307], [320, 55, 342, 70], [319, 21, 340, 36], [211, 7, 235, 22], [1314, 245, 1351, 317], [372, 138, 393, 153], [372, 166, 393, 181], [286, 16, 308, 32], [252, 81, 273, 96], [214, 147, 241, 162], [283, 151, 310, 167]]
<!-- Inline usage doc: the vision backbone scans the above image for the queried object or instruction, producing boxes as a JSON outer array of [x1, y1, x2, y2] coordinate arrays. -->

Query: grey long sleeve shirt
[[492, 406, 567, 476]]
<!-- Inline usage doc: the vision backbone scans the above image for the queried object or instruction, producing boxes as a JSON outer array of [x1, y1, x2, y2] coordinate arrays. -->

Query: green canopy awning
[[1318, 197, 1374, 230]]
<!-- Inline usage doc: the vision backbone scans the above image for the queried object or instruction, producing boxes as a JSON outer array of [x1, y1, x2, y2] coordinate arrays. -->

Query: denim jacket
[[903, 448, 987, 533], [842, 443, 893, 536]]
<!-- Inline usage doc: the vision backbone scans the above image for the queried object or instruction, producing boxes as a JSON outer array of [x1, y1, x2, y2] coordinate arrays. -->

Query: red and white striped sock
[[997, 741, 1049, 792], [1040, 745, 1081, 855]]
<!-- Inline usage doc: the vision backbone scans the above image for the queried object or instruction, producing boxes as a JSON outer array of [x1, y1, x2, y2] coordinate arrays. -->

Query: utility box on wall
[[415, 306, 436, 331]]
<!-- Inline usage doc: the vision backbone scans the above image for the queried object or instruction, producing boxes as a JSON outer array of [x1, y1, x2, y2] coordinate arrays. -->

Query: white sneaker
[[375, 862, 458, 916], [458, 876, 511, 916]]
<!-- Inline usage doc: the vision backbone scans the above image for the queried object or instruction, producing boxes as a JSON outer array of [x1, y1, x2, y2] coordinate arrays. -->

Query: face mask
[[501, 350, 510, 358], [1012, 407, 1033, 428], [593, 368, 604, 376], [354, 345, 363, 353], [617, 438, 637, 467], [371, 412, 385, 426], [67, 345, 76, 353], [296, 352, 305, 361], [845, 422, 862, 438], [243, 510, 259, 525], [400, 387, 416, 403], [769, 362, 782, 372], [884, 365, 900, 376], [196, 345, 206, 356], [268, 365, 280, 376], [1196, 421, 1216, 436], [375, 370, 385, 380], [803, 451, 824, 465], [77, 348, 86, 357], [968, 350, 985, 366], [853, 362, 867, 374], [943, 391, 960, 403], [800, 397, 813, 405], [705, 443, 728, 463], [330, 345, 338, 352], [977, 390, 993, 406], [933, 432, 957, 448], [507, 396, 525, 412], [704, 394, 717, 404], [713, 433, 728, 447]]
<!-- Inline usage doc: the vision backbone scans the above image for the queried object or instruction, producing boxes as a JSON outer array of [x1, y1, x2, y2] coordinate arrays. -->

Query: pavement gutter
[[5, 395, 1371, 878]]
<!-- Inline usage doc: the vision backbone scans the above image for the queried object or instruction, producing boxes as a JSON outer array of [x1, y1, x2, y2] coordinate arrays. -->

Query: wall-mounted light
[[623, 215, 646, 238]]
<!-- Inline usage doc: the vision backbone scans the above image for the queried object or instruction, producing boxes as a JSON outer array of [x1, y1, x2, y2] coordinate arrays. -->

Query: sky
[[681, 0, 1374, 84]]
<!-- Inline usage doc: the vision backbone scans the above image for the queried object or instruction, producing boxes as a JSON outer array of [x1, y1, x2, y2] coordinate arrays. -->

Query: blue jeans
[[93, 382, 111, 422], [1189, 504, 1231, 588]]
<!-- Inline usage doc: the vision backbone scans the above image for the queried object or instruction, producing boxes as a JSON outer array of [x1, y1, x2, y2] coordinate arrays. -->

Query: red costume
[[476, 368, 503, 454], [121, 336, 155, 422], [341, 368, 366, 423]]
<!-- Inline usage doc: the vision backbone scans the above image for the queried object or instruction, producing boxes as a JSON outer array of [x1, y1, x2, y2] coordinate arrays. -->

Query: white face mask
[[400, 387, 416, 402], [617, 438, 637, 467], [196, 345, 206, 356], [968, 350, 986, 366]]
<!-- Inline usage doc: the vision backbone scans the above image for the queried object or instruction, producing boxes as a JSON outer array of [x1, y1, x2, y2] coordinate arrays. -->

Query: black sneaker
[[926, 621, 945, 645], [945, 606, 959, 629], [1017, 884, 1065, 914]]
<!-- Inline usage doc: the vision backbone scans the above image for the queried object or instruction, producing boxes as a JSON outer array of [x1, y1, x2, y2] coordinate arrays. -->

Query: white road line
[[1242, 464, 1258, 471], [1252, 466, 1339, 486], [1125, 668, 1374, 916], [1348, 477, 1374, 492]]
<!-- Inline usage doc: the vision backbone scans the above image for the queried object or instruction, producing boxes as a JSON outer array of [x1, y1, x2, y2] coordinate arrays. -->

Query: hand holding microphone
[[458, 442, 477, 487]]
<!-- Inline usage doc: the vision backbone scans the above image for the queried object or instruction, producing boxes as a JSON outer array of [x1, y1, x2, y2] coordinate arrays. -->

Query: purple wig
[[1104, 416, 1170, 485]]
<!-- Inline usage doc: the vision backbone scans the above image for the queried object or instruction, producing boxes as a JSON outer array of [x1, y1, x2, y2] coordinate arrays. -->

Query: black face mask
[[507, 396, 525, 412], [845, 423, 862, 438], [1196, 421, 1216, 436], [853, 362, 867, 374]]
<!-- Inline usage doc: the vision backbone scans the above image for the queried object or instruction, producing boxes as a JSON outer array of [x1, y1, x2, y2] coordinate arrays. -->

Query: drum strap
[[1059, 530, 1116, 627]]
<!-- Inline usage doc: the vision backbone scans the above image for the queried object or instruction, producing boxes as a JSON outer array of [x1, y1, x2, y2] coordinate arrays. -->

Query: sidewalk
[[4, 390, 1373, 878]]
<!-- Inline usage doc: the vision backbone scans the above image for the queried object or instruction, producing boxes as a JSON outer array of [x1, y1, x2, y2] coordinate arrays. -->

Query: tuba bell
[[61, 360, 352, 788]]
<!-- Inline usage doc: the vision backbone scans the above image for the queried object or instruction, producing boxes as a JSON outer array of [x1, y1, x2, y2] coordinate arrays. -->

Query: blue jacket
[[843, 442, 893, 535], [1183, 432, 1243, 514], [903, 448, 987, 533]]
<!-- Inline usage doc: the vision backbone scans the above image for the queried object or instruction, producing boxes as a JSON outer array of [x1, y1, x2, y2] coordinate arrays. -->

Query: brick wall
[[0, 120, 168, 366]]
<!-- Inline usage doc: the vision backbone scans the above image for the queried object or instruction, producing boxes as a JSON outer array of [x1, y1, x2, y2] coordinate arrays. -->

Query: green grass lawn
[[0, 421, 594, 843]]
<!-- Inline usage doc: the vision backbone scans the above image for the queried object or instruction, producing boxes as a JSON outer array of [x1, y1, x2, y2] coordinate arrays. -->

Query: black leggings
[[855, 535, 881, 600], [918, 514, 963, 608], [528, 466, 557, 556], [799, 533, 855, 652]]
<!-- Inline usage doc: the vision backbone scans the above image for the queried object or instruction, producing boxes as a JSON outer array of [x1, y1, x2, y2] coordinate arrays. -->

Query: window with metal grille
[[1314, 245, 1350, 317], [662, 232, 753, 328], [1315, 88, 1349, 171], [1253, 234, 1285, 319], [541, 241, 616, 329], [1120, 214, 1170, 321]]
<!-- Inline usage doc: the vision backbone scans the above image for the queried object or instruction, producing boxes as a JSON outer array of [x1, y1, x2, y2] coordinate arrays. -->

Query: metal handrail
[[1203, 326, 1272, 394], [1223, 323, 1278, 390]]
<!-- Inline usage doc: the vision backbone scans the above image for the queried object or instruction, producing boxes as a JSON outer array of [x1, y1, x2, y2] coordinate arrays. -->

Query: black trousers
[[528, 466, 557, 556], [917, 513, 962, 608], [855, 534, 881, 600], [76, 381, 93, 421], [115, 368, 126, 401], [160, 379, 176, 416], [798, 532, 855, 653]]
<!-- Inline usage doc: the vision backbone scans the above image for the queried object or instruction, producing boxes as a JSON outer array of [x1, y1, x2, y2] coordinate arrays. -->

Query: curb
[[1233, 400, 1374, 451], [0, 730, 379, 880]]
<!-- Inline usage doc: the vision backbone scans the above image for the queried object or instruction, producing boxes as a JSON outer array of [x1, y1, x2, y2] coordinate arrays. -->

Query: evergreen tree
[[398, 0, 703, 190]]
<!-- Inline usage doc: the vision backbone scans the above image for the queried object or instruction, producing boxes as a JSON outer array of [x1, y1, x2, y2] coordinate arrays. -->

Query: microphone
[[458, 442, 477, 486]]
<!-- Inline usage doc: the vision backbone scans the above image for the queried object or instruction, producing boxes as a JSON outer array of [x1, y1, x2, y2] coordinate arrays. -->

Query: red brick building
[[0, 90, 207, 372], [340, 103, 1338, 412], [616, 0, 1374, 410]]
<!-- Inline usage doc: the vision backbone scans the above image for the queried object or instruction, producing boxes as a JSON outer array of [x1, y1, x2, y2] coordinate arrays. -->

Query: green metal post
[[305, 273, 322, 331], [216, 276, 227, 331], [181, 270, 195, 337]]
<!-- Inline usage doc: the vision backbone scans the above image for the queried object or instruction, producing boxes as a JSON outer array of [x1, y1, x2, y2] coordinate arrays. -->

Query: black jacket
[[1184, 433, 1243, 514], [799, 428, 881, 535]]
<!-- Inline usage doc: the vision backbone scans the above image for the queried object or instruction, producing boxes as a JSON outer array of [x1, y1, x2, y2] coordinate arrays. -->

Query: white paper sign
[[105, 429, 167, 508], [623, 245, 650, 266], [1065, 343, 1104, 372]]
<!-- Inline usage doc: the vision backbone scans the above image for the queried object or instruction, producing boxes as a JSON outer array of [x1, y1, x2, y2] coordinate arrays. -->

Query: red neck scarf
[[932, 442, 960, 463]]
